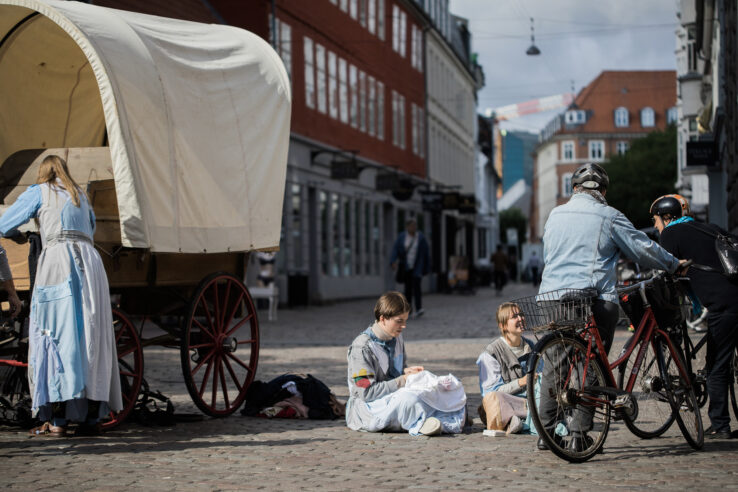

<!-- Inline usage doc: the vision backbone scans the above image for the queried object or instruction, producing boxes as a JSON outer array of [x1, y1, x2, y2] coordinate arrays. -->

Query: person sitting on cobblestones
[[476, 302, 534, 436], [346, 291, 466, 436]]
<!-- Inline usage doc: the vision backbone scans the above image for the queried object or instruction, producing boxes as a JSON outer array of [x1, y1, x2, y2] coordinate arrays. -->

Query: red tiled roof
[[89, 0, 221, 24], [562, 70, 676, 134]]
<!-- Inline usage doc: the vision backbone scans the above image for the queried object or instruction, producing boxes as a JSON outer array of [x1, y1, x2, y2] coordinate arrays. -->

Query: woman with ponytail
[[0, 154, 122, 436]]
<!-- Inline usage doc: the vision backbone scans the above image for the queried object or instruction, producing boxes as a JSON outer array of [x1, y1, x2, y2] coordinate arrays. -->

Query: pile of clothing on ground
[[240, 373, 345, 420]]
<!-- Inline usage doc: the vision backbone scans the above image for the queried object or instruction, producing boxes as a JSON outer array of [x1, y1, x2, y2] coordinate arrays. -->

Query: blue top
[[389, 231, 430, 278], [539, 193, 679, 303], [0, 185, 42, 237]]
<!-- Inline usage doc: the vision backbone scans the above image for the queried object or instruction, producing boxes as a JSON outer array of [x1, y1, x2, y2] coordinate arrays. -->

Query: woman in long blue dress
[[0, 155, 122, 436]]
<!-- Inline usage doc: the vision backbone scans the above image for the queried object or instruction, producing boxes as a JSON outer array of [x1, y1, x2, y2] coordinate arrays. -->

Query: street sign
[[392, 179, 415, 201], [376, 172, 399, 191], [421, 191, 444, 212], [686, 140, 716, 167], [458, 194, 476, 214], [442, 192, 460, 210], [330, 158, 360, 179]]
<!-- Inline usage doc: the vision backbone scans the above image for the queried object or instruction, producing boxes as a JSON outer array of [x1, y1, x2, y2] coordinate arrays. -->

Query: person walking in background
[[390, 219, 430, 318], [490, 245, 509, 296], [650, 194, 738, 439], [526, 252, 541, 286], [0, 155, 122, 437]]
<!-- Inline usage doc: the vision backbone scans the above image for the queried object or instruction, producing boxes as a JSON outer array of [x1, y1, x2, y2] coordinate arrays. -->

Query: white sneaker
[[482, 429, 506, 437], [418, 417, 442, 436], [506, 415, 524, 435]]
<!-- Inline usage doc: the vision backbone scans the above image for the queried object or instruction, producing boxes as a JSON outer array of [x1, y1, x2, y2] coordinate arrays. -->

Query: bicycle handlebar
[[616, 260, 693, 297]]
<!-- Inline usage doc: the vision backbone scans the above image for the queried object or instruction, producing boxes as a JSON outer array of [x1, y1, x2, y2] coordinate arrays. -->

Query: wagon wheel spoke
[[222, 356, 243, 393], [220, 280, 233, 331], [198, 296, 218, 338], [211, 354, 220, 408], [225, 312, 254, 338], [219, 358, 230, 409], [119, 370, 137, 378], [189, 342, 215, 350], [117, 346, 139, 358], [192, 348, 216, 377], [237, 338, 257, 345], [198, 355, 215, 397], [226, 352, 253, 373], [192, 317, 216, 341], [211, 281, 221, 335], [223, 290, 246, 336]]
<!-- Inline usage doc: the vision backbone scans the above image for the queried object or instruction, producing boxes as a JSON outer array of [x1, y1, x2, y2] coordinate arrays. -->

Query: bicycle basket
[[512, 288, 595, 332]]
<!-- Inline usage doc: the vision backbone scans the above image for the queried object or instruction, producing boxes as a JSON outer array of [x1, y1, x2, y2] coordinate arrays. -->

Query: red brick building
[[532, 70, 677, 241]]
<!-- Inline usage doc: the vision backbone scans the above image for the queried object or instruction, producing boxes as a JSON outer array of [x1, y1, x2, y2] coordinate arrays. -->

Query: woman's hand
[[404, 366, 424, 375], [517, 375, 528, 388]]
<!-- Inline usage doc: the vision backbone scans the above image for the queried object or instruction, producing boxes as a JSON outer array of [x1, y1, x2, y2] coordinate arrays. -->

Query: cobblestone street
[[2, 284, 738, 491]]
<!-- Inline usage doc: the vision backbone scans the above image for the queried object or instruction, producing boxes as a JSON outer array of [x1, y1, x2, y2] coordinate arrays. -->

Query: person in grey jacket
[[536, 162, 684, 452], [346, 291, 466, 436], [476, 302, 535, 434]]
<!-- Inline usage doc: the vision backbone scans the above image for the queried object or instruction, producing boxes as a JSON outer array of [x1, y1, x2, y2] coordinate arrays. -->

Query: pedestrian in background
[[650, 194, 738, 439], [490, 245, 509, 295], [0, 155, 122, 437], [390, 219, 430, 318], [526, 251, 541, 286]]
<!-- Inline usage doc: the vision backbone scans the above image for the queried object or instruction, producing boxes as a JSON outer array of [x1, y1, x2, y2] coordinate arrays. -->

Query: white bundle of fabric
[[404, 370, 466, 412]]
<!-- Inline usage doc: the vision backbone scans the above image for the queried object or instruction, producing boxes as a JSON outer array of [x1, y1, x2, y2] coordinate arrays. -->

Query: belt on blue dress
[[45, 231, 93, 246]]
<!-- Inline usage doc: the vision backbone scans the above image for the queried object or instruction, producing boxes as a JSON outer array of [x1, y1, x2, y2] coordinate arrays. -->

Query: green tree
[[499, 207, 527, 244], [605, 126, 677, 229]]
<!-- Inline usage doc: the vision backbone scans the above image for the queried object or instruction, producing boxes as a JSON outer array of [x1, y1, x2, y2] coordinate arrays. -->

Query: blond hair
[[374, 291, 411, 321], [496, 302, 521, 336], [37, 155, 85, 207]]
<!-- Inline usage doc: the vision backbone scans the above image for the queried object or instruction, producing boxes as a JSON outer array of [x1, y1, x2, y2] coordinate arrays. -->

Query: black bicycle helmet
[[571, 162, 609, 191], [649, 195, 684, 219]]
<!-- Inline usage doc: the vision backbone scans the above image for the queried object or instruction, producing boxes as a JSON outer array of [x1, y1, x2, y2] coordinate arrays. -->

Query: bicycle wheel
[[658, 338, 704, 449], [527, 332, 610, 463], [617, 335, 675, 438], [730, 348, 738, 421]]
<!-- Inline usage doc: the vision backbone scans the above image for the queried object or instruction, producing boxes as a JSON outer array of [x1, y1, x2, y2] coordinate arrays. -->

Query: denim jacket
[[539, 193, 680, 303]]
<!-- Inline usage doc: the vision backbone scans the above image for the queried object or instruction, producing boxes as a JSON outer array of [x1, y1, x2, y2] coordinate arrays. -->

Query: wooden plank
[[154, 253, 242, 286]]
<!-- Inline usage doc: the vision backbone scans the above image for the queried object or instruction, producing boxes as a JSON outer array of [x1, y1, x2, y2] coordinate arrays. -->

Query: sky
[[449, 0, 679, 133]]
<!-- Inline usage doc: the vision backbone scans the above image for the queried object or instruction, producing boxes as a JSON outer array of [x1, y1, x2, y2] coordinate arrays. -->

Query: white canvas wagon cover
[[0, 0, 291, 253]]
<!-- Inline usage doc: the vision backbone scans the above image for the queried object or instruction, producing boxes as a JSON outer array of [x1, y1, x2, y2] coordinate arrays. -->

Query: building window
[[368, 76, 376, 137], [377, 0, 385, 40], [269, 17, 292, 81], [349, 0, 358, 19], [667, 107, 678, 125], [565, 110, 586, 125], [392, 91, 405, 149], [338, 58, 348, 123], [340, 0, 348, 13], [328, 51, 338, 119], [349, 64, 358, 128], [616, 141, 629, 155], [331, 194, 340, 276], [588, 140, 605, 162], [359, 71, 367, 132], [411, 25, 423, 71], [358, 0, 367, 26], [411, 103, 424, 156], [367, 0, 376, 34], [561, 140, 575, 161], [315, 44, 327, 114], [562, 173, 573, 197], [377, 81, 385, 140], [290, 184, 304, 270], [614, 107, 629, 127], [303, 37, 315, 109], [641, 107, 655, 127], [319, 191, 329, 275], [392, 6, 407, 57], [343, 197, 353, 276]]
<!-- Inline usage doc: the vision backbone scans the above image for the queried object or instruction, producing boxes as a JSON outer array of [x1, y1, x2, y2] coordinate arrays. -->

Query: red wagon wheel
[[101, 308, 144, 430], [180, 272, 259, 417]]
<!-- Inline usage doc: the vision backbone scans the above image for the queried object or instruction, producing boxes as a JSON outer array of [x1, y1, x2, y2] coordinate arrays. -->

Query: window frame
[[561, 140, 575, 162], [588, 140, 605, 162], [614, 107, 629, 128]]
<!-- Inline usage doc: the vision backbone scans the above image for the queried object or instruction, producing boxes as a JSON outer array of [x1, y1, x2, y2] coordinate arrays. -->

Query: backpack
[[687, 223, 738, 280]]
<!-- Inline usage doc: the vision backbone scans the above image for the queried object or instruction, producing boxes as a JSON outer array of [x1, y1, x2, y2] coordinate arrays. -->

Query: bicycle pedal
[[613, 394, 631, 408]]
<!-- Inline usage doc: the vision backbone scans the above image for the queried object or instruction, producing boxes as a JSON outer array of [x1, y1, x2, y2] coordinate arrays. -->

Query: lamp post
[[526, 17, 540, 56]]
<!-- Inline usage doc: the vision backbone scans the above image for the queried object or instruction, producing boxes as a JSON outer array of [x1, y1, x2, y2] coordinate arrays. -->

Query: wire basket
[[512, 288, 595, 332]]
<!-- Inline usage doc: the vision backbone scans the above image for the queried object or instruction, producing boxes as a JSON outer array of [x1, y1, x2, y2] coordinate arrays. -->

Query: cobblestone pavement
[[2, 284, 738, 491]]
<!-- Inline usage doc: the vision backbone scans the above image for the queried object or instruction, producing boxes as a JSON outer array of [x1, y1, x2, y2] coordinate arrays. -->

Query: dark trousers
[[531, 267, 539, 286], [539, 299, 619, 435], [493, 270, 506, 292], [403, 271, 422, 312], [706, 307, 738, 431]]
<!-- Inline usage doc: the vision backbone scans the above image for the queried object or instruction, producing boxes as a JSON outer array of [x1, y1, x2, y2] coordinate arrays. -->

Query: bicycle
[[517, 271, 704, 463]]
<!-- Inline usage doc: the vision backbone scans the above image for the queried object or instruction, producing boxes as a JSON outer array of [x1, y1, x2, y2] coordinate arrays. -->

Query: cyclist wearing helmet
[[536, 163, 683, 452], [651, 195, 738, 439]]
